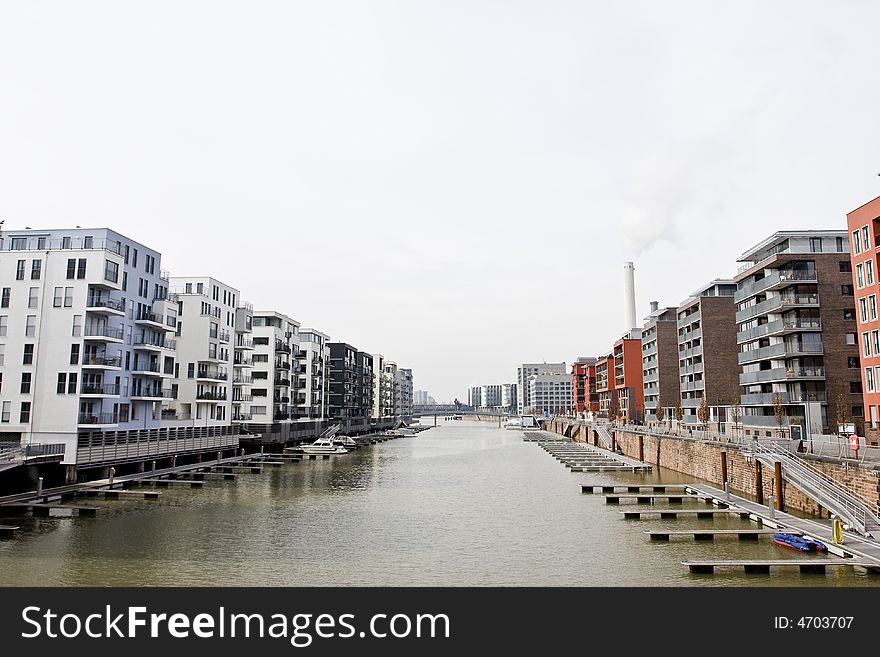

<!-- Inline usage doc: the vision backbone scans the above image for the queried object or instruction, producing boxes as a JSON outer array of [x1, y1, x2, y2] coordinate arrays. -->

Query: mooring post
[[638, 435, 644, 462], [724, 482, 731, 502], [611, 431, 616, 452], [774, 461, 783, 511], [755, 460, 763, 505], [768, 494, 775, 519], [36, 476, 43, 497], [720, 451, 728, 486], [151, 460, 156, 472], [108, 467, 115, 486], [434, 414, 437, 427], [216, 451, 222, 463]]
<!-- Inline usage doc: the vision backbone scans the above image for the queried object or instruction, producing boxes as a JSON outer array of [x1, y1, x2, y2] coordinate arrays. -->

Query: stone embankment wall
[[544, 419, 880, 519]]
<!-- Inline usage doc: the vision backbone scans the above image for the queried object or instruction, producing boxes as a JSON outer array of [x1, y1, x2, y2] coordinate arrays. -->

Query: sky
[[1, 1, 879, 403]]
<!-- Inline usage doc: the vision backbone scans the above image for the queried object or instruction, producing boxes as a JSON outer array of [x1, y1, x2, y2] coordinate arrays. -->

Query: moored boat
[[772, 533, 827, 552]]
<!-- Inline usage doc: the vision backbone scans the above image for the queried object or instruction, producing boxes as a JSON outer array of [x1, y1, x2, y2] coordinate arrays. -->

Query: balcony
[[134, 310, 165, 329], [680, 380, 705, 393], [737, 319, 784, 343], [196, 391, 227, 402], [130, 388, 172, 400], [232, 394, 253, 403], [134, 337, 176, 351], [232, 413, 252, 421], [85, 297, 125, 315], [78, 413, 118, 426], [275, 342, 291, 354], [273, 412, 290, 421], [741, 391, 791, 405], [274, 376, 291, 387], [233, 375, 252, 385], [274, 395, 290, 404], [735, 271, 782, 301], [80, 383, 122, 397], [787, 366, 826, 379], [196, 368, 228, 381], [677, 311, 701, 330], [132, 362, 163, 377], [234, 356, 253, 367], [738, 342, 787, 364], [679, 327, 702, 343], [678, 345, 703, 360], [275, 360, 290, 370], [739, 368, 789, 385], [83, 325, 124, 342], [82, 355, 122, 369], [235, 338, 254, 350], [679, 363, 704, 376], [219, 330, 230, 343]]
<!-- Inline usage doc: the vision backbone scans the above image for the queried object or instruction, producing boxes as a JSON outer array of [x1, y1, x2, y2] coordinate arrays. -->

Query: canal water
[[0, 419, 876, 586]]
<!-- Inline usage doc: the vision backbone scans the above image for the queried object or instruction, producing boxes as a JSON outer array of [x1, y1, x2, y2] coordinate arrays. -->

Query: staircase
[[746, 439, 880, 538], [593, 424, 614, 451]]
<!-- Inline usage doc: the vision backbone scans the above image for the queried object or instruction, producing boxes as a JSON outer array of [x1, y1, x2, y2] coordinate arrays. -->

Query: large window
[[0, 288, 8, 308], [30, 259, 41, 280], [22, 343, 34, 365], [863, 226, 871, 250], [28, 287, 38, 309], [862, 332, 870, 356], [857, 264, 865, 288], [19, 402, 31, 423], [867, 367, 876, 393], [860, 297, 868, 323], [871, 295, 877, 321], [854, 229, 863, 254], [104, 260, 119, 283], [867, 259, 875, 286], [15, 260, 25, 280]]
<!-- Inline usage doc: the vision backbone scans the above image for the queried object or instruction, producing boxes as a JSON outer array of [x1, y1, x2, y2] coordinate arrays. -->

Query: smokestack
[[623, 262, 637, 332], [650, 300, 659, 313]]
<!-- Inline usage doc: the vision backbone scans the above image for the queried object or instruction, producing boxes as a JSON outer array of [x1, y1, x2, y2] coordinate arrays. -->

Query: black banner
[[0, 587, 874, 655]]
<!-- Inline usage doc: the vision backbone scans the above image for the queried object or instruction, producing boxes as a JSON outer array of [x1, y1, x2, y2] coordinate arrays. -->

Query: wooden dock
[[1, 503, 101, 516], [582, 484, 688, 494], [80, 489, 162, 499], [620, 508, 751, 519], [646, 529, 802, 541], [682, 559, 880, 574], [132, 479, 204, 488], [605, 493, 716, 504], [0, 525, 19, 536]]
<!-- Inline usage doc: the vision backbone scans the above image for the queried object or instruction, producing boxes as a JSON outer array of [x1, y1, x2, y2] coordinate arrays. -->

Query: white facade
[[517, 363, 566, 414], [395, 367, 413, 422], [245, 311, 300, 426], [298, 329, 329, 420], [168, 277, 240, 428], [232, 302, 254, 423], [378, 359, 398, 419], [526, 373, 572, 416], [0, 228, 175, 464]]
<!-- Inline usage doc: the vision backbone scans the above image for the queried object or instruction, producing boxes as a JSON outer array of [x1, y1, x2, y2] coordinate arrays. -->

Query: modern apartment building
[[395, 367, 413, 423], [734, 231, 860, 438], [501, 383, 517, 412], [516, 362, 566, 414], [232, 301, 254, 424], [677, 280, 738, 427], [612, 330, 644, 422], [595, 353, 615, 418], [296, 329, 329, 421], [525, 372, 572, 416], [642, 302, 679, 423], [376, 358, 398, 421], [847, 197, 880, 442], [571, 357, 598, 415], [467, 383, 514, 412], [242, 310, 300, 443], [0, 228, 237, 475], [468, 385, 482, 409], [168, 277, 239, 429], [355, 350, 375, 431], [328, 342, 360, 425]]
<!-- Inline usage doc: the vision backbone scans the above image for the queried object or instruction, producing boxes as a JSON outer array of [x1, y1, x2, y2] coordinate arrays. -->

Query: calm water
[[0, 419, 877, 586]]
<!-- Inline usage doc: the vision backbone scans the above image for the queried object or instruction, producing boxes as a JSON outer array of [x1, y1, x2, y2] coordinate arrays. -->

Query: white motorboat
[[332, 435, 358, 449], [300, 437, 348, 455]]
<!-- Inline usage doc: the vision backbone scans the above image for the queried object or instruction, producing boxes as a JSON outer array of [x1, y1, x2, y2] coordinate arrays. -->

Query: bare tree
[[697, 397, 710, 434], [655, 400, 665, 430], [773, 392, 786, 439], [674, 399, 683, 430], [608, 392, 619, 424], [728, 380, 742, 439]]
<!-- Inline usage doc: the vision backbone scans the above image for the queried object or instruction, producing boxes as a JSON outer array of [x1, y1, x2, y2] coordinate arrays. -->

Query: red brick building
[[571, 357, 599, 415]]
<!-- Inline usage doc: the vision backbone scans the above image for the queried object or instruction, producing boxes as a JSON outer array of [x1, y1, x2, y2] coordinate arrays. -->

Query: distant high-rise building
[[517, 363, 566, 414]]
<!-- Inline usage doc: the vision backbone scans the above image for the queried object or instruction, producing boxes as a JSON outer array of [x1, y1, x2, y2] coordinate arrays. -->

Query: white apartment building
[[378, 359, 398, 420], [517, 363, 566, 414], [395, 367, 413, 422], [243, 310, 300, 443], [168, 277, 240, 428], [526, 373, 572, 416], [297, 328, 329, 421], [0, 228, 236, 473], [501, 383, 517, 411], [232, 301, 254, 424]]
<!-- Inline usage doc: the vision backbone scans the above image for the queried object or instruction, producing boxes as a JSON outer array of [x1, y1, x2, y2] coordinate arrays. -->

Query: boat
[[331, 436, 358, 449], [772, 533, 827, 552], [504, 418, 521, 430], [300, 437, 348, 455]]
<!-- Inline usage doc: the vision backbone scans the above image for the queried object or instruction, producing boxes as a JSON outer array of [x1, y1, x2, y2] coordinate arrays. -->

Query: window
[[873, 330, 880, 355], [20, 402, 31, 423], [25, 315, 36, 337], [0, 316, 6, 337], [842, 285, 854, 296], [857, 332, 866, 351], [210, 322, 218, 339], [84, 236, 93, 249], [122, 271, 127, 291], [840, 260, 852, 272], [197, 283, 204, 294], [851, 381, 863, 393], [66, 258, 76, 279], [132, 248, 138, 267], [77, 258, 87, 279], [68, 373, 77, 394], [70, 343, 80, 365], [867, 259, 875, 286], [837, 237, 846, 252], [0, 344, 4, 365], [62, 236, 71, 249], [57, 373, 66, 394], [72, 315, 82, 336], [1, 401, 8, 423], [10, 237, 26, 250], [54, 287, 63, 307], [860, 297, 868, 322], [867, 367, 876, 393], [863, 226, 871, 250], [809, 237, 823, 253], [854, 230, 863, 254], [0, 288, 8, 308], [187, 363, 195, 379], [104, 260, 119, 283], [20, 372, 31, 394], [857, 264, 865, 288], [871, 295, 877, 321], [30, 259, 41, 279], [15, 260, 25, 280], [64, 287, 73, 307], [28, 287, 38, 309], [849, 356, 860, 368]]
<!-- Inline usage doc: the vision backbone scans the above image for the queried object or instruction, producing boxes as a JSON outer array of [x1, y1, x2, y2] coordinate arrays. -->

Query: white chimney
[[623, 262, 637, 333]]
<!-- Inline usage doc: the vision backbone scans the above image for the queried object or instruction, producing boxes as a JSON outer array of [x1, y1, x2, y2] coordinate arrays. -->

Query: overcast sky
[[2, 2, 879, 403]]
